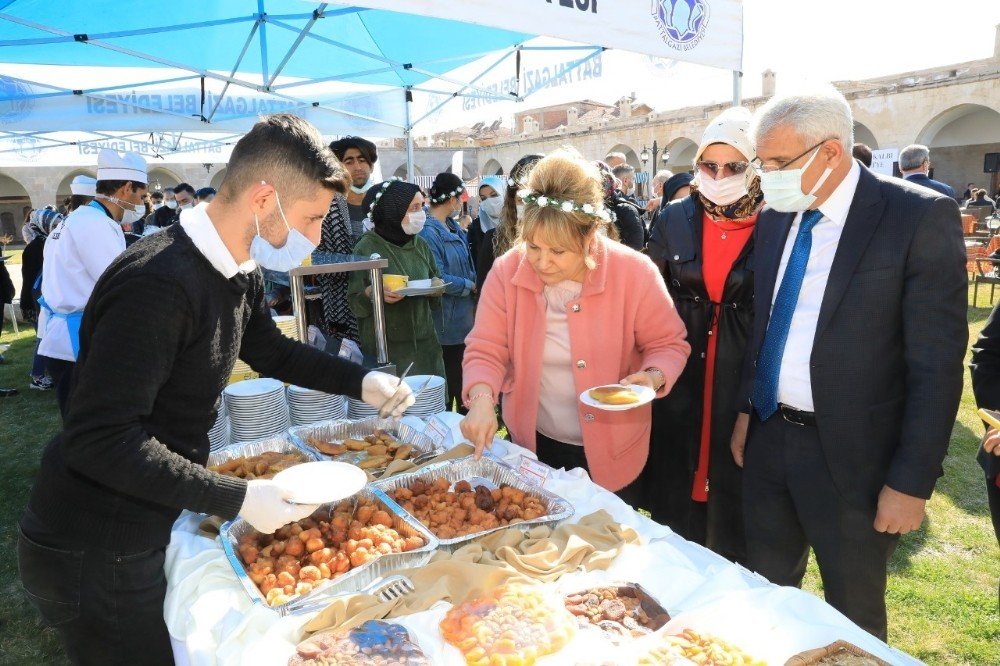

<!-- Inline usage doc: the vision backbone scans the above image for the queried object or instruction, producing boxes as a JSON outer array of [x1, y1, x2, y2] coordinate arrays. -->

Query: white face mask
[[179, 202, 194, 211], [98, 195, 145, 226], [759, 146, 833, 213], [479, 197, 503, 220], [402, 211, 426, 235], [249, 187, 317, 271], [350, 174, 374, 195], [696, 172, 749, 207], [165, 199, 177, 210], [152, 202, 163, 211]]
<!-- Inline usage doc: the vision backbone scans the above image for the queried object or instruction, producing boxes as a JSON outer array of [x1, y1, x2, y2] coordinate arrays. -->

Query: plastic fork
[[378, 362, 414, 419], [365, 574, 416, 602]]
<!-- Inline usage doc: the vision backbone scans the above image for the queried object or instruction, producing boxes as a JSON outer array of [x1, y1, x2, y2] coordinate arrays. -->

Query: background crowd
[[0, 85, 997, 651]]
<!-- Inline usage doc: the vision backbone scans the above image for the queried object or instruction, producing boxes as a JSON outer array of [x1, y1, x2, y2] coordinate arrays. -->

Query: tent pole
[[404, 87, 414, 180], [732, 70, 742, 106]]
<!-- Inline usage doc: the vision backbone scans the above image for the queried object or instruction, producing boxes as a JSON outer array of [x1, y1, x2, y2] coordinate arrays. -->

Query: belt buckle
[[780, 405, 806, 426]]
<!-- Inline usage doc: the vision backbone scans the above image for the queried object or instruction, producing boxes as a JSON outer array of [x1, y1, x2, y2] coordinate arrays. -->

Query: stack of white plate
[[287, 385, 346, 425], [403, 374, 447, 417], [347, 374, 447, 420], [224, 378, 290, 442], [208, 399, 230, 452], [273, 315, 298, 340]]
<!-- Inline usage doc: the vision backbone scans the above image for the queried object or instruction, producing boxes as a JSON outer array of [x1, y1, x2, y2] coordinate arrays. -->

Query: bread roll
[[588, 385, 640, 405]]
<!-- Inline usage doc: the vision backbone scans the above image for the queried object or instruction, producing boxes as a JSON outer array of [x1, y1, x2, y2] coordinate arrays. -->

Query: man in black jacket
[[731, 89, 966, 640], [17, 114, 415, 665], [0, 258, 17, 396]]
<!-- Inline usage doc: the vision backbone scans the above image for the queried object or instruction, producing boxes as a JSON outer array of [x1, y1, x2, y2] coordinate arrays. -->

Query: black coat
[[968, 302, 1000, 542], [19, 235, 45, 318], [608, 193, 645, 251], [642, 195, 754, 563]]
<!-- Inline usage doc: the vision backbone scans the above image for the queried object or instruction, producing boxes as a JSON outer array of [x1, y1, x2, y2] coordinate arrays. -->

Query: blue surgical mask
[[249, 189, 316, 271], [759, 146, 833, 213]]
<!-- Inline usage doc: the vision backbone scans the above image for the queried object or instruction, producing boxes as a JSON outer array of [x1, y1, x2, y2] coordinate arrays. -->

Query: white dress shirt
[[179, 203, 256, 279], [772, 160, 861, 412], [38, 202, 126, 362]]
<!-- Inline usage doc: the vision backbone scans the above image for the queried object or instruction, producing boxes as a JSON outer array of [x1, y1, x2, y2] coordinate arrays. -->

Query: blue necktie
[[752, 209, 825, 420]]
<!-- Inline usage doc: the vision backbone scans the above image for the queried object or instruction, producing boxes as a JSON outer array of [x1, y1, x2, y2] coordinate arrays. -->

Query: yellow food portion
[[588, 386, 640, 405], [638, 628, 766, 665], [208, 451, 308, 480]]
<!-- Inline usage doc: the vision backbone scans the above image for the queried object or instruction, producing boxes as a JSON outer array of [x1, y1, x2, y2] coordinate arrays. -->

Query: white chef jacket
[[38, 201, 126, 362]]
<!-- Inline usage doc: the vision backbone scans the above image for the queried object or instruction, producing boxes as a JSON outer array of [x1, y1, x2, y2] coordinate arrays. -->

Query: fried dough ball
[[283, 538, 305, 557]]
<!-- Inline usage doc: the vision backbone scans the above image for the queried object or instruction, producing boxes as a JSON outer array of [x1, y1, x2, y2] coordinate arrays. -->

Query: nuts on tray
[[289, 620, 431, 666], [439, 583, 574, 666], [386, 477, 547, 539], [236, 498, 426, 607], [639, 628, 765, 665], [209, 451, 309, 480], [563, 584, 670, 640], [306, 429, 419, 470]]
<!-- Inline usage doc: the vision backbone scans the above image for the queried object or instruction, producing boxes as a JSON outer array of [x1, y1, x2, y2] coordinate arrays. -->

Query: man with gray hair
[[732, 87, 966, 640], [898, 143, 956, 199]]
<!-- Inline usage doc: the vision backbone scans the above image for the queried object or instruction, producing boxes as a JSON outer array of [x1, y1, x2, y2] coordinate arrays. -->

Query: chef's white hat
[[70, 174, 97, 197], [96, 149, 147, 184]]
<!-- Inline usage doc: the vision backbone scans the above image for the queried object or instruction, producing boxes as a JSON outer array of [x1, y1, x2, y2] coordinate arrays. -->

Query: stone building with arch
[[2, 31, 998, 233]]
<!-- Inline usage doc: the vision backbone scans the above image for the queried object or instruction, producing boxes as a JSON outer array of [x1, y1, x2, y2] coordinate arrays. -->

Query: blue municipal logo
[[652, 0, 710, 51], [0, 76, 34, 126]]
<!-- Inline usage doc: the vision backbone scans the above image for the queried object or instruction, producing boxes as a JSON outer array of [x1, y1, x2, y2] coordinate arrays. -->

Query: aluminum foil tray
[[287, 417, 440, 470], [220, 486, 438, 616], [372, 455, 575, 553], [206, 435, 320, 470]]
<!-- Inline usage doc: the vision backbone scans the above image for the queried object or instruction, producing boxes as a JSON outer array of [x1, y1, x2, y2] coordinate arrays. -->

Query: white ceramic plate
[[273, 461, 368, 505], [578, 384, 655, 411], [224, 378, 284, 397]]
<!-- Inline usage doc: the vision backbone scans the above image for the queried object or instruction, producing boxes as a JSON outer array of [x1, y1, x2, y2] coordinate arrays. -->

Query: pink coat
[[463, 236, 690, 491]]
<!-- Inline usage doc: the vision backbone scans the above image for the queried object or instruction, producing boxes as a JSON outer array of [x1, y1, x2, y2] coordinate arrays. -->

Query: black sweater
[[26, 226, 368, 551], [19, 235, 44, 316]]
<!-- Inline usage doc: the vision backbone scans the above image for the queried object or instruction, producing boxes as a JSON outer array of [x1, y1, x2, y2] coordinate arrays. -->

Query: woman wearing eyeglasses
[[644, 107, 763, 564]]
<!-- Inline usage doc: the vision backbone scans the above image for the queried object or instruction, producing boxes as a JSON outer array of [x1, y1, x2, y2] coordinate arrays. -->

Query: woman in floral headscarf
[[347, 180, 445, 378]]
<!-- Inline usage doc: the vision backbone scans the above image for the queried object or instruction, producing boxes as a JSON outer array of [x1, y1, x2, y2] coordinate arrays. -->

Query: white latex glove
[[362, 370, 416, 418], [239, 479, 319, 534]]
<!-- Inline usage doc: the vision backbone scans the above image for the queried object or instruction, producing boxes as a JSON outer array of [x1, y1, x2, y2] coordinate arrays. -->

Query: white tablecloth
[[164, 413, 921, 665]]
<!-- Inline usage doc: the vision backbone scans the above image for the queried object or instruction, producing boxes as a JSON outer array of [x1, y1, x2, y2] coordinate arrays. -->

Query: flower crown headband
[[516, 189, 611, 222], [429, 184, 464, 204], [366, 177, 403, 222]]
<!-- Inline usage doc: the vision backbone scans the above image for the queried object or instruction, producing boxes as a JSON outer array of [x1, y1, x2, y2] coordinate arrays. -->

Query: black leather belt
[[779, 404, 816, 427]]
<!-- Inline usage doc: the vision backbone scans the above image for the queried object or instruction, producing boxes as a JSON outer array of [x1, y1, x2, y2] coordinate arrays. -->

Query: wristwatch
[[644, 367, 665, 391]]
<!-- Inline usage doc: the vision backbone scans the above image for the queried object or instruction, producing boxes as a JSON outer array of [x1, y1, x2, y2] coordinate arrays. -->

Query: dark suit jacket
[[969, 305, 1000, 485], [904, 173, 956, 199], [742, 165, 967, 508]]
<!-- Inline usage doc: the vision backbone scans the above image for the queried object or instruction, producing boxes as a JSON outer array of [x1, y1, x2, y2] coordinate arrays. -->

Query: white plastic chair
[[4, 298, 18, 335]]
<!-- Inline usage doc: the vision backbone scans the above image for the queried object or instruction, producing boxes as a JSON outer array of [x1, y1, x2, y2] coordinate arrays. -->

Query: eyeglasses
[[696, 160, 749, 179], [750, 139, 832, 175]]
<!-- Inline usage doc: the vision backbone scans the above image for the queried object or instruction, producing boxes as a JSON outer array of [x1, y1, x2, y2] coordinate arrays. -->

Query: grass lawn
[[0, 288, 998, 664]]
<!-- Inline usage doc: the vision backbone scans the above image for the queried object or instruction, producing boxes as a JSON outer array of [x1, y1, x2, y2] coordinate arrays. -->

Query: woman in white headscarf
[[643, 107, 764, 565]]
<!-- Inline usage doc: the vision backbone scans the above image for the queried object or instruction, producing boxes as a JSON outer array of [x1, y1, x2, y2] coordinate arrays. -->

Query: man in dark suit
[[898, 143, 956, 199], [969, 306, 1000, 546], [729, 89, 967, 641]]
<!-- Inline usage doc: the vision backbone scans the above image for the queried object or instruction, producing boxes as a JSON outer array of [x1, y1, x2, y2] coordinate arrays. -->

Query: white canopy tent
[[0, 0, 743, 172]]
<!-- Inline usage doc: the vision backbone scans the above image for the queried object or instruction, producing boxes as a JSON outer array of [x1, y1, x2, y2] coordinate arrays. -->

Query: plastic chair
[[973, 258, 1000, 308]]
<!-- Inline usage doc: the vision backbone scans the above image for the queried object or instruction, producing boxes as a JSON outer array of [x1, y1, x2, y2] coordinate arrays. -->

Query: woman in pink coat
[[461, 151, 690, 503]]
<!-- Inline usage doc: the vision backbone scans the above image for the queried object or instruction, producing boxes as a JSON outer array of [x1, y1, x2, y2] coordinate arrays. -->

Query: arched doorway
[[917, 104, 1000, 194], [146, 167, 181, 193], [393, 164, 424, 178], [664, 138, 698, 172], [56, 168, 98, 206], [481, 159, 504, 176], [853, 122, 879, 150], [605, 143, 641, 169], [210, 167, 228, 191], [0, 173, 32, 240]]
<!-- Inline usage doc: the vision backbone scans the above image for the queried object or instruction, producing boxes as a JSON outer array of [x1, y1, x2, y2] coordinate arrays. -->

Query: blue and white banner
[[332, 0, 744, 71]]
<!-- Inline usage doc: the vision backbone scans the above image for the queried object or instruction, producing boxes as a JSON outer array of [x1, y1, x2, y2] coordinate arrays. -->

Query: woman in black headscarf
[[346, 180, 446, 377]]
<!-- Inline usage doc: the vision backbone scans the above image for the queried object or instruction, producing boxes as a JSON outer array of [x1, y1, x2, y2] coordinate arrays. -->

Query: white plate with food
[[272, 461, 368, 505], [579, 384, 655, 411], [393, 279, 450, 297]]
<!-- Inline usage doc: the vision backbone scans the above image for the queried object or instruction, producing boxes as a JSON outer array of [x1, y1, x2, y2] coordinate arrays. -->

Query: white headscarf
[[478, 175, 507, 232]]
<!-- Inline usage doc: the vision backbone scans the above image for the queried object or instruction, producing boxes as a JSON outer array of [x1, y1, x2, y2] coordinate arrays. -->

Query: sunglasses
[[696, 160, 749, 179]]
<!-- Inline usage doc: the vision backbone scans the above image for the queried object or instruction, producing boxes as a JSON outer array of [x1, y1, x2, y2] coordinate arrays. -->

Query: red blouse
[[692, 211, 757, 502]]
